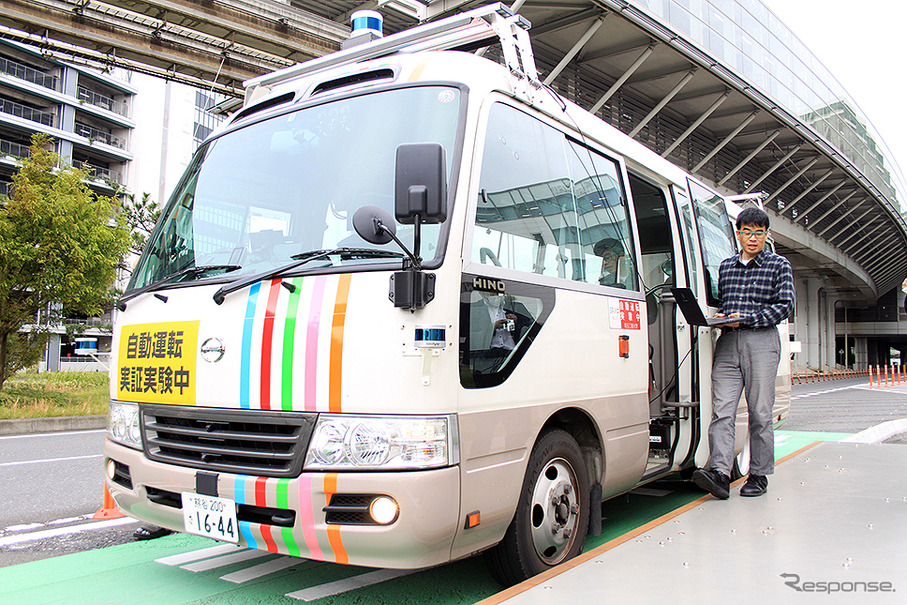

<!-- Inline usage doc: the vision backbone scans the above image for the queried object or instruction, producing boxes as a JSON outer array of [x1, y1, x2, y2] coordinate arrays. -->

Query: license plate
[[181, 492, 238, 543]]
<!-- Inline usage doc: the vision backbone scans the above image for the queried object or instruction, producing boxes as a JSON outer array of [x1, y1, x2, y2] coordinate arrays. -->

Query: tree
[[122, 191, 160, 263], [0, 134, 129, 390]]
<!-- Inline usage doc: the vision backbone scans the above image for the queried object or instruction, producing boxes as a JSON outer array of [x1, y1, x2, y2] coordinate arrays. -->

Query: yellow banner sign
[[117, 321, 200, 405]]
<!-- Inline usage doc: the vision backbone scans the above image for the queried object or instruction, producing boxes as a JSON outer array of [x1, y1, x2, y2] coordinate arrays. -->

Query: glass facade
[[631, 0, 906, 212]]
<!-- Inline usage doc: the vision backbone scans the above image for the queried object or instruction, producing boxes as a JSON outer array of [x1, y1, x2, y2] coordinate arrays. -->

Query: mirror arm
[[375, 218, 421, 269]]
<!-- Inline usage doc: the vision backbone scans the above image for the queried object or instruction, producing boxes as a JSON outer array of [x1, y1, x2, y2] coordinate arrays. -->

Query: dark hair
[[736, 207, 769, 230], [593, 238, 623, 257]]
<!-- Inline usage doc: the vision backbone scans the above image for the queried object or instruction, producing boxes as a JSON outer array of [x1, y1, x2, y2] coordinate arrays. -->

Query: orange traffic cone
[[94, 483, 125, 520]]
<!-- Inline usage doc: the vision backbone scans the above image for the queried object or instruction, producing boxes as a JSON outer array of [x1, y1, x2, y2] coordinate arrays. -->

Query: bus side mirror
[[395, 143, 447, 224]]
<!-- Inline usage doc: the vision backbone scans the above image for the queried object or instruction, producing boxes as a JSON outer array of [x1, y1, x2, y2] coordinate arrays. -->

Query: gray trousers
[[707, 326, 781, 477]]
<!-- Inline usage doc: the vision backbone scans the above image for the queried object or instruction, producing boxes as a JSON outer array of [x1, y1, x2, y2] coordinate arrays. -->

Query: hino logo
[[472, 277, 506, 293], [200, 337, 225, 363]]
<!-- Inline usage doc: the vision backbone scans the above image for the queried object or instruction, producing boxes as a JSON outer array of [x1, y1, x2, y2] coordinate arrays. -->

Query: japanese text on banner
[[608, 298, 641, 330], [117, 321, 199, 404]]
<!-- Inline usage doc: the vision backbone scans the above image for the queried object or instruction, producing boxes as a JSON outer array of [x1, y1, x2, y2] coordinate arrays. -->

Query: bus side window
[[474, 103, 577, 278], [628, 173, 674, 297], [565, 140, 636, 290], [473, 103, 637, 290], [459, 284, 547, 389], [687, 179, 736, 306]]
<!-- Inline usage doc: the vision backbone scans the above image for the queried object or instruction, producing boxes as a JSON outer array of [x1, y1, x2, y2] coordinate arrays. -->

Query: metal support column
[[764, 157, 820, 205], [543, 17, 605, 85], [859, 237, 900, 270], [629, 69, 697, 138], [717, 129, 780, 187], [780, 168, 834, 216], [830, 210, 876, 246], [809, 190, 858, 227], [817, 200, 868, 238], [793, 181, 845, 224], [590, 45, 655, 114], [691, 110, 758, 174], [742, 144, 802, 194], [661, 90, 730, 157]]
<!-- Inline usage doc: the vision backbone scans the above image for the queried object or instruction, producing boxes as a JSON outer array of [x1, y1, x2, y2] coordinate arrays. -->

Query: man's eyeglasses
[[738, 229, 767, 239]]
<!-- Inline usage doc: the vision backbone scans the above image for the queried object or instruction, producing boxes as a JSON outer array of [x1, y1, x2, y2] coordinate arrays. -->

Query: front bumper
[[104, 440, 461, 569]]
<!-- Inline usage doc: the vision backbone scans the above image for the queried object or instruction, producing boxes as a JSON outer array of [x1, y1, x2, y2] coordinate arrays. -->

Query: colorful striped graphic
[[237, 274, 351, 412], [297, 474, 323, 560], [281, 277, 303, 411], [234, 475, 258, 549], [276, 477, 300, 557], [227, 274, 353, 562], [323, 473, 349, 564], [231, 473, 345, 563], [239, 282, 261, 410], [329, 274, 352, 413], [305, 277, 327, 412], [260, 280, 283, 410], [255, 476, 278, 552]]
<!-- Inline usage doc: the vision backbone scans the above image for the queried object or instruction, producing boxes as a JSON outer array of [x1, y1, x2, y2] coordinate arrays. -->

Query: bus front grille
[[140, 403, 316, 478]]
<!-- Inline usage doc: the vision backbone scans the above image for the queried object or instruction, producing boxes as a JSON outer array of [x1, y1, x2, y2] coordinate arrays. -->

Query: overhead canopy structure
[[1, 0, 904, 300]]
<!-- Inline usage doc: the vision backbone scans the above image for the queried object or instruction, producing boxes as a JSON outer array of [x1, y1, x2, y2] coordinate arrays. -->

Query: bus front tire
[[484, 429, 590, 586]]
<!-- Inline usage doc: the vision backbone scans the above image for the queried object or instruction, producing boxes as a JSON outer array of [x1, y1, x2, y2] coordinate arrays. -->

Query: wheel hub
[[530, 458, 580, 564]]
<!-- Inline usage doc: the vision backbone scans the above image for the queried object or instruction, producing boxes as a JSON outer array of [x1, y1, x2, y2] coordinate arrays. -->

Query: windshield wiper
[[213, 248, 403, 305], [118, 264, 242, 310]]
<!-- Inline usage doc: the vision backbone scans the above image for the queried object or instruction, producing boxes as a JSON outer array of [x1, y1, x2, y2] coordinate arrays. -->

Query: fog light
[[106, 459, 117, 480], [369, 496, 398, 525]]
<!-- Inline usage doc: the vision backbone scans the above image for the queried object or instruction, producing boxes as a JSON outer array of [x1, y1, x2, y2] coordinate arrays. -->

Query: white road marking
[[286, 569, 418, 601], [0, 517, 136, 546], [155, 543, 243, 566], [0, 454, 103, 468], [0, 429, 106, 440], [791, 385, 861, 400], [47, 516, 88, 525], [4, 522, 43, 533], [181, 548, 272, 572], [2, 515, 94, 534], [220, 556, 303, 583]]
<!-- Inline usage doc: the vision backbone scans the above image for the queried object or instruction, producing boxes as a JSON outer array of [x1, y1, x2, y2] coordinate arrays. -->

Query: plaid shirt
[[717, 248, 794, 328]]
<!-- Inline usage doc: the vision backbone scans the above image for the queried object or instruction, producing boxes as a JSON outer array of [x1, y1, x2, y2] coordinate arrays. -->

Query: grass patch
[[0, 372, 109, 419]]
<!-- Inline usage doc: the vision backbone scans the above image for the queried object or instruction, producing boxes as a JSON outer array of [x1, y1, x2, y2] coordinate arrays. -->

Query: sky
[[759, 0, 907, 207]]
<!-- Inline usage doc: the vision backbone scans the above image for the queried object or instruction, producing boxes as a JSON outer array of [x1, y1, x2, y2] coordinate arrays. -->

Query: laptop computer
[[670, 287, 741, 327]]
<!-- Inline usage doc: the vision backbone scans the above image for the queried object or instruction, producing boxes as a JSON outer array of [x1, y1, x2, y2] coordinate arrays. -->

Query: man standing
[[692, 207, 794, 499]]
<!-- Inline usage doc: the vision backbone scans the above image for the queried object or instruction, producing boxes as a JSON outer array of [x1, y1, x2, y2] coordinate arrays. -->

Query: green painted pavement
[[0, 430, 848, 604]]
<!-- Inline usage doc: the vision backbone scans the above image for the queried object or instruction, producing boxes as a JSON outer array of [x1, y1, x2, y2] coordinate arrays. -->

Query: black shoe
[[740, 474, 768, 497], [133, 525, 173, 540], [692, 468, 730, 500]]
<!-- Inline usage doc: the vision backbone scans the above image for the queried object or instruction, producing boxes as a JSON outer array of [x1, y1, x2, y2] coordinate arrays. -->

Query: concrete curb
[[840, 418, 907, 444], [0, 415, 106, 436]]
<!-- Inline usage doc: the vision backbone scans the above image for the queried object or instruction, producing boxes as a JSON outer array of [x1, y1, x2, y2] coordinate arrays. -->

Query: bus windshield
[[128, 86, 462, 292]]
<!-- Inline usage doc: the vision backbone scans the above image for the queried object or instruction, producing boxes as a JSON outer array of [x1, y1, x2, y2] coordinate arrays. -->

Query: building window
[[193, 90, 223, 148]]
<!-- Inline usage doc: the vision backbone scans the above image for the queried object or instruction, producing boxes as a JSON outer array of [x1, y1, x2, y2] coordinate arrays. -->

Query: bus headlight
[[107, 401, 142, 449], [304, 415, 458, 470]]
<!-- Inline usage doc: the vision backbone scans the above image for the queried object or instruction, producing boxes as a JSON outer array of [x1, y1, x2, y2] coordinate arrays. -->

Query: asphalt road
[[0, 429, 140, 567], [0, 429, 107, 526]]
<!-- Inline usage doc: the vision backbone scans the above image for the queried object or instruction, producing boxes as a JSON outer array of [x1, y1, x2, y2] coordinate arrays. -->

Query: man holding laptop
[[692, 207, 795, 499]]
